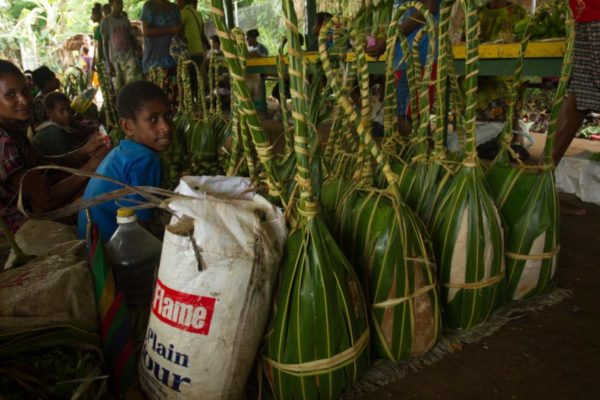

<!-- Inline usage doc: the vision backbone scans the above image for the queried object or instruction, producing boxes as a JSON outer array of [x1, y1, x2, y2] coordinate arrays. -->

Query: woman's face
[[0, 74, 32, 124]]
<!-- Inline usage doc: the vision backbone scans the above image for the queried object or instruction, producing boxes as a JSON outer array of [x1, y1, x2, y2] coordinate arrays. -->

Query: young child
[[31, 66, 61, 127], [32, 92, 96, 156], [101, 0, 141, 90], [246, 29, 268, 57], [77, 81, 172, 242]]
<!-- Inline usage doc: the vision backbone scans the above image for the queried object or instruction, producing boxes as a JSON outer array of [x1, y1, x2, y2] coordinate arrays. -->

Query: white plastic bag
[[139, 176, 287, 400]]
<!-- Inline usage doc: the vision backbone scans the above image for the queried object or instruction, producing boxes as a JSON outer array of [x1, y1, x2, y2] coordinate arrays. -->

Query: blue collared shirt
[[77, 139, 162, 242]]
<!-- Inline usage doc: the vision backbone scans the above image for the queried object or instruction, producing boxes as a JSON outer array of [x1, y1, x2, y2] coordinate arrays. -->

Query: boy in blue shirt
[[77, 81, 172, 242]]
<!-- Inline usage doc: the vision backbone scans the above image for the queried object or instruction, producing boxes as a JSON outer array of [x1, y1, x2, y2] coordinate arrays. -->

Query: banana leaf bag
[[322, 176, 440, 362]]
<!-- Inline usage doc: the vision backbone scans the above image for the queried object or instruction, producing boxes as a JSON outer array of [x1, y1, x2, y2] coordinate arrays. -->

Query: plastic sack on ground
[[0, 240, 97, 332], [4, 220, 76, 270], [139, 176, 287, 400], [555, 153, 600, 206]]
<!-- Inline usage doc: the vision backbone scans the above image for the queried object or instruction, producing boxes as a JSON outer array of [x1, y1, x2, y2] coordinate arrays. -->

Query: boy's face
[[111, 0, 123, 14], [211, 39, 220, 50], [121, 100, 172, 152], [49, 100, 73, 127]]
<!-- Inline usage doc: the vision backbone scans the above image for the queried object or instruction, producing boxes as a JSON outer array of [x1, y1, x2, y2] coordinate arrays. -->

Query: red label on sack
[[152, 279, 216, 335]]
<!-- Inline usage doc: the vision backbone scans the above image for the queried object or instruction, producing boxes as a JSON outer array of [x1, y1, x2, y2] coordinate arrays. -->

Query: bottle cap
[[116, 208, 137, 224]]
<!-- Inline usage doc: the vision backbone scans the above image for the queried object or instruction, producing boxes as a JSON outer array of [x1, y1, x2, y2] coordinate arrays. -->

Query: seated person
[[31, 66, 61, 127], [77, 81, 172, 242], [32, 92, 98, 157], [246, 29, 268, 57], [0, 60, 107, 233]]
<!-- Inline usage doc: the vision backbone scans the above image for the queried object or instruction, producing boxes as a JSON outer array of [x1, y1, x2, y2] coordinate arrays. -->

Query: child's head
[[82, 46, 90, 56], [32, 66, 60, 94], [210, 35, 220, 50], [0, 60, 32, 124], [102, 3, 111, 17], [44, 92, 73, 127], [109, 0, 123, 15], [246, 29, 260, 47], [117, 81, 171, 152], [91, 3, 103, 23]]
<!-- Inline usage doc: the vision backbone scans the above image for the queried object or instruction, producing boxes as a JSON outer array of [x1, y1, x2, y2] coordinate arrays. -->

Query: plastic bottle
[[106, 208, 162, 306]]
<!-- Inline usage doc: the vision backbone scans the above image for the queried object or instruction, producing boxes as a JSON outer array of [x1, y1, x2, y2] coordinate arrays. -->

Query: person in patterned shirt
[[0, 60, 108, 233]]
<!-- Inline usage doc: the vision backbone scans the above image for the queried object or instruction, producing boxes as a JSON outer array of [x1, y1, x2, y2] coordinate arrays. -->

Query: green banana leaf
[[431, 164, 506, 330], [487, 165, 559, 300], [263, 217, 370, 400], [322, 177, 440, 361]]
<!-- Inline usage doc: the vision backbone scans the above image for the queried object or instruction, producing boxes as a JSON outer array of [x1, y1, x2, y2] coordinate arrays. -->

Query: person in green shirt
[[177, 0, 209, 67], [91, 3, 104, 62]]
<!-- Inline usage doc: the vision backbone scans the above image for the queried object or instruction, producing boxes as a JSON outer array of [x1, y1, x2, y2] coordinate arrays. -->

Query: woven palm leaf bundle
[[486, 2, 574, 300], [318, 10, 440, 363], [428, 0, 506, 330], [260, 2, 371, 398]]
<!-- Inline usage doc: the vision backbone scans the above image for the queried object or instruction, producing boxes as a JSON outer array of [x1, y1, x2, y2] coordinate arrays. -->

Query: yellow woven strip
[[291, 111, 306, 122], [289, 88, 305, 100], [442, 273, 505, 290], [210, 5, 224, 16], [263, 330, 369, 377], [222, 50, 237, 59], [230, 72, 245, 82], [505, 245, 560, 261], [373, 283, 437, 309]]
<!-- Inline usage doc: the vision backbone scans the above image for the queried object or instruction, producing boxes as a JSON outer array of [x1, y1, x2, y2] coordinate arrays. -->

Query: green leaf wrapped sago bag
[[318, 13, 440, 363], [486, 2, 574, 300], [262, 3, 370, 398], [429, 0, 506, 331]]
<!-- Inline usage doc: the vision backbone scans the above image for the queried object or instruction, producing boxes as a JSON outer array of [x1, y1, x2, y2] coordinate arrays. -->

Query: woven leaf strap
[[409, 24, 436, 161], [432, 0, 453, 155], [276, 36, 293, 156], [186, 59, 209, 119], [320, 3, 435, 189], [543, 2, 575, 164], [461, 0, 480, 160], [281, 0, 318, 219], [210, 0, 286, 203]]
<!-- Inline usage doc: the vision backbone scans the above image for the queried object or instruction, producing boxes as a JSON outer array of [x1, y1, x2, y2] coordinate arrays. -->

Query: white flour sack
[[139, 176, 287, 400]]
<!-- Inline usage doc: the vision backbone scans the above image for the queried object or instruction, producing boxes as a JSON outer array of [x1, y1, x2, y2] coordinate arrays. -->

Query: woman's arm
[[44, 132, 106, 167], [141, 20, 180, 37], [9, 147, 109, 212]]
